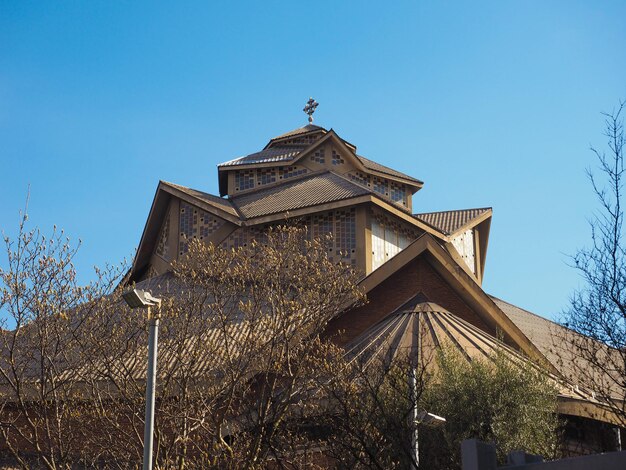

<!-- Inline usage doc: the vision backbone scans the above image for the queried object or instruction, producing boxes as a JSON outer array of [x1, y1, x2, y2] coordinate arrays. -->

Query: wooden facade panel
[[369, 207, 423, 272], [451, 228, 476, 274]]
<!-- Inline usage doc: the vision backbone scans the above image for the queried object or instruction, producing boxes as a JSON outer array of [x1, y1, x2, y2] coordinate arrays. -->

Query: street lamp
[[122, 288, 162, 470], [412, 409, 446, 469], [415, 410, 446, 428], [409, 367, 446, 469]]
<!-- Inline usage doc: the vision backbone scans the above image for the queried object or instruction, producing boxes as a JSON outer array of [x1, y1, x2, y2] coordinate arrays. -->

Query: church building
[[127, 99, 622, 456]]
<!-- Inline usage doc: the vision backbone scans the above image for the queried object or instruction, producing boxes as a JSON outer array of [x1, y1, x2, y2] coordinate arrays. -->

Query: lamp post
[[122, 288, 162, 470], [412, 409, 446, 469], [409, 368, 446, 469]]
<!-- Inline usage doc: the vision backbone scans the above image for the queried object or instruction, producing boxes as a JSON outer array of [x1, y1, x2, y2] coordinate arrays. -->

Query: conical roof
[[343, 296, 598, 405]]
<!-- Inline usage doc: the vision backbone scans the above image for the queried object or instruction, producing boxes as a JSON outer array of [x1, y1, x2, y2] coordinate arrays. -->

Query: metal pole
[[410, 367, 419, 469], [144, 308, 159, 470]]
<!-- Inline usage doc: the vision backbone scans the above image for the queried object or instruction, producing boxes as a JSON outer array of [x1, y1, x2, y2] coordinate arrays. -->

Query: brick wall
[[327, 256, 491, 347]]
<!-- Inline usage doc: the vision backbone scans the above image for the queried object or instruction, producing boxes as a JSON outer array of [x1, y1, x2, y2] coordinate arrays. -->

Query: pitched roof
[[356, 155, 423, 186], [162, 181, 239, 217], [490, 296, 558, 359], [230, 171, 371, 220], [491, 296, 625, 401], [218, 126, 422, 187], [218, 146, 306, 168], [270, 124, 326, 140], [414, 207, 491, 235]]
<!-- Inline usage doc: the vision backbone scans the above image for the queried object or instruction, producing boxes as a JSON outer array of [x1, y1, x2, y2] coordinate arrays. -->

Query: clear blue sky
[[1, 1, 625, 320]]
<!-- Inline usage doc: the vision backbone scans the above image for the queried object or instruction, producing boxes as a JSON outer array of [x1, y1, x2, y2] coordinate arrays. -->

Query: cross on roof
[[303, 97, 319, 124]]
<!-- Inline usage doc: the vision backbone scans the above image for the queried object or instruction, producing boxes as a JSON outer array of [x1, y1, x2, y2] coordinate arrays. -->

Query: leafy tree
[[420, 348, 561, 469]]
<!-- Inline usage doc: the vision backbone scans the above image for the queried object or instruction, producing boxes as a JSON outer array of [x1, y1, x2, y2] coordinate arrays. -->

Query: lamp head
[[122, 288, 161, 309], [415, 411, 446, 428]]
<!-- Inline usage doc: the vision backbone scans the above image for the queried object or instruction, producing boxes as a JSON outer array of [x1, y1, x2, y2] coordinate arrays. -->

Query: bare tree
[[319, 355, 425, 470], [68, 226, 364, 469], [560, 101, 626, 426], [0, 205, 126, 469]]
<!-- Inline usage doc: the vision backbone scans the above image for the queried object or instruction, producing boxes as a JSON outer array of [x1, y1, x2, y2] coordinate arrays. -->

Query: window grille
[[179, 202, 226, 255], [234, 170, 255, 191]]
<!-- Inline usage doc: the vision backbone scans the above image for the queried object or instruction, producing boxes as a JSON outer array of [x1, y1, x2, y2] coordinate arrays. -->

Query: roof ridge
[[268, 124, 327, 143], [414, 207, 492, 217], [218, 145, 307, 168], [413, 207, 492, 236], [356, 154, 423, 185], [489, 295, 559, 325], [160, 181, 239, 216], [161, 180, 222, 199]]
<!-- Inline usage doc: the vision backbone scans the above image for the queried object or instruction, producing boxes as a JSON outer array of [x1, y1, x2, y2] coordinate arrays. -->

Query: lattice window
[[372, 176, 389, 197], [281, 134, 322, 146], [389, 181, 407, 206], [334, 208, 357, 263], [348, 173, 408, 208], [258, 168, 277, 186], [312, 212, 333, 239], [179, 202, 226, 255], [348, 171, 370, 187], [331, 149, 345, 165], [234, 170, 255, 191], [280, 165, 308, 180], [221, 226, 267, 251], [221, 210, 357, 266], [310, 148, 325, 164], [155, 209, 170, 260]]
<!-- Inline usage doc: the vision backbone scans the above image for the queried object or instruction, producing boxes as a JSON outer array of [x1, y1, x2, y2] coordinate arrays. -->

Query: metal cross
[[303, 97, 319, 124]]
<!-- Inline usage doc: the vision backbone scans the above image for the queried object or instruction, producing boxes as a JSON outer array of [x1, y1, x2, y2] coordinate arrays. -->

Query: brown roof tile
[[231, 171, 371, 220], [491, 296, 625, 399], [271, 124, 326, 140], [356, 155, 423, 186], [218, 146, 306, 168], [414, 207, 491, 235], [490, 297, 558, 357], [162, 181, 239, 217]]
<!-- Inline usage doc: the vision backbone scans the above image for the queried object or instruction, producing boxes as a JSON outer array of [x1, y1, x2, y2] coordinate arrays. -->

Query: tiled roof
[[491, 297, 558, 359], [491, 296, 624, 399], [218, 146, 306, 168], [356, 155, 423, 185], [413, 207, 491, 235], [162, 181, 239, 217], [490, 296, 577, 383], [217, 126, 423, 188], [69, 273, 271, 382], [344, 297, 597, 403], [271, 124, 326, 140], [231, 171, 371, 220]]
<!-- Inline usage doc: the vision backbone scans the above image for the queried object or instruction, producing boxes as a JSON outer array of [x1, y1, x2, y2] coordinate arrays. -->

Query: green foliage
[[420, 348, 562, 469]]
